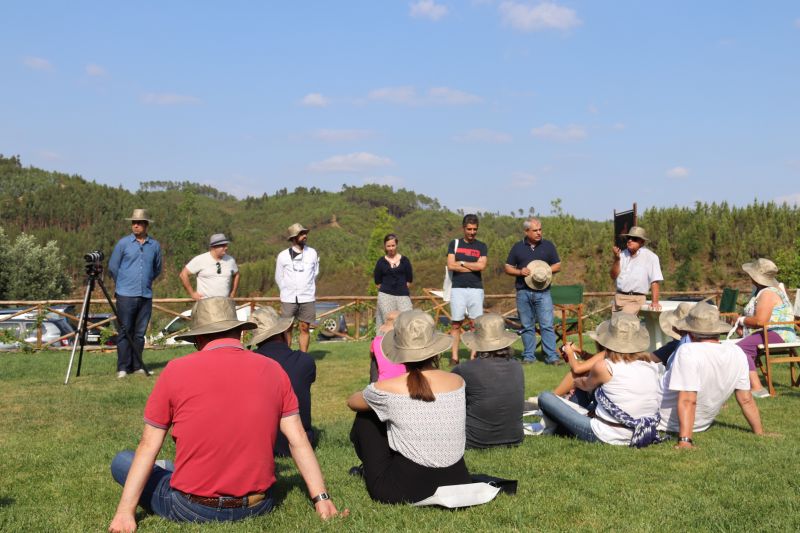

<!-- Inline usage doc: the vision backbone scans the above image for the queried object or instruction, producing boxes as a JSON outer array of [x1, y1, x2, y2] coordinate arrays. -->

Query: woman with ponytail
[[347, 309, 470, 503]]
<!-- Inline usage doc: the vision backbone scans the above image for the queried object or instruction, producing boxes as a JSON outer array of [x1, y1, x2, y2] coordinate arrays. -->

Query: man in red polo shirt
[[109, 297, 345, 531]]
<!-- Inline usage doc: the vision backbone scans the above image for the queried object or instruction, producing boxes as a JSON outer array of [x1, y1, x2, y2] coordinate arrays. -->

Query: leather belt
[[616, 290, 645, 296], [180, 491, 267, 509]]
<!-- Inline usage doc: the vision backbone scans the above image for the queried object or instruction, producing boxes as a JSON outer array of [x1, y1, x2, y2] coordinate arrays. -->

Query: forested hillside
[[1, 154, 799, 300]]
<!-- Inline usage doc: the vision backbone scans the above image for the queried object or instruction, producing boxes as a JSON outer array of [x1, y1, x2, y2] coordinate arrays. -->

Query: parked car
[[0, 317, 75, 350], [81, 313, 118, 345]]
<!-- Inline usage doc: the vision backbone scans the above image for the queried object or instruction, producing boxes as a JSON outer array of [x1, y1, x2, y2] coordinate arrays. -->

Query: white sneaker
[[525, 396, 539, 410], [523, 422, 545, 436], [133, 369, 147, 375], [116, 371, 127, 379], [752, 388, 771, 398]]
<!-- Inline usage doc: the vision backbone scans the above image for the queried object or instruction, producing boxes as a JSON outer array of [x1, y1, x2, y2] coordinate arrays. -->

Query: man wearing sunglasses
[[610, 226, 663, 314], [275, 223, 319, 352], [180, 233, 240, 300]]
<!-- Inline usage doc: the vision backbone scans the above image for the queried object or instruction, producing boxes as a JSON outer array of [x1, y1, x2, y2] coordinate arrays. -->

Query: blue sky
[[2, 1, 799, 220]]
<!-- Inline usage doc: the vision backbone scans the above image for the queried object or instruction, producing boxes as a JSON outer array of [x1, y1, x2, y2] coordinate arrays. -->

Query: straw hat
[[287, 223, 309, 241], [524, 260, 553, 290], [124, 208, 153, 223], [381, 310, 452, 364], [658, 302, 696, 340], [588, 313, 650, 353], [620, 226, 649, 243], [461, 313, 518, 352], [673, 301, 732, 336], [742, 258, 779, 288], [249, 307, 294, 347], [209, 233, 230, 247], [174, 297, 257, 342]]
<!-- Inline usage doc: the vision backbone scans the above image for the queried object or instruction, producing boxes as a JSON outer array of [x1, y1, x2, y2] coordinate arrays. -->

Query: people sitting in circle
[[369, 310, 406, 383], [658, 302, 764, 448], [451, 313, 524, 449], [538, 313, 665, 447], [249, 306, 317, 456], [651, 302, 695, 369], [346, 310, 471, 504], [735, 258, 798, 398]]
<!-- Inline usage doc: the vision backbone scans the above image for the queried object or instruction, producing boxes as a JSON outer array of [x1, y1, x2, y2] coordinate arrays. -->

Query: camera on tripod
[[84, 250, 104, 263], [84, 250, 105, 277]]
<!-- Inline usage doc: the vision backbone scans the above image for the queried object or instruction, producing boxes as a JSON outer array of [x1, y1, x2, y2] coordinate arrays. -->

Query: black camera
[[84, 250, 104, 263]]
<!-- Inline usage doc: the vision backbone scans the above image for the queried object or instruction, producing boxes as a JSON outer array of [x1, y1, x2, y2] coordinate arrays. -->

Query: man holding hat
[[179, 233, 240, 299], [504, 217, 562, 365], [275, 223, 319, 352], [610, 225, 663, 314], [250, 307, 317, 457], [108, 208, 162, 378], [108, 297, 344, 531], [657, 302, 763, 448]]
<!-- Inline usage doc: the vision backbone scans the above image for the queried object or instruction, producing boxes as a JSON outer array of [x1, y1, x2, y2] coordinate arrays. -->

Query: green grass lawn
[[1, 339, 799, 532]]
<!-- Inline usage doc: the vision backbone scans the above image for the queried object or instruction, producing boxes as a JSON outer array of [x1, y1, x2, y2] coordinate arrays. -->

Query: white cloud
[[665, 166, 690, 178], [363, 175, 405, 187], [410, 0, 449, 21], [531, 124, 587, 141], [311, 129, 375, 142], [509, 172, 538, 188], [454, 128, 512, 143], [141, 93, 202, 105], [301, 93, 330, 107], [23, 56, 53, 71], [612, 122, 626, 131], [309, 152, 393, 173], [776, 193, 800, 206], [368, 86, 417, 104], [499, 1, 582, 32], [85, 63, 106, 77], [368, 86, 481, 106]]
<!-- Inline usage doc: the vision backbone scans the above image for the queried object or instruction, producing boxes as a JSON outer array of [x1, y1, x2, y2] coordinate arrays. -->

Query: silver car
[[0, 318, 74, 350]]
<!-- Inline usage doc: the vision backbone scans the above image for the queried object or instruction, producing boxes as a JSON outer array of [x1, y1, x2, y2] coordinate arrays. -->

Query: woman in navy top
[[373, 234, 413, 328]]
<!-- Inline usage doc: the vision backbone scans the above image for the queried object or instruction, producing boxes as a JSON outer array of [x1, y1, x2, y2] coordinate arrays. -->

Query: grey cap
[[209, 233, 230, 247]]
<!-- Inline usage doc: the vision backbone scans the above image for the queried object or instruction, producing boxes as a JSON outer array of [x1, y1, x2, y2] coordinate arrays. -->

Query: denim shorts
[[450, 288, 484, 321]]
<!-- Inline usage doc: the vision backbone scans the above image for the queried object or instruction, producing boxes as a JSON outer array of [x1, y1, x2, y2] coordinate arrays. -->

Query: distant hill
[[1, 154, 799, 299]]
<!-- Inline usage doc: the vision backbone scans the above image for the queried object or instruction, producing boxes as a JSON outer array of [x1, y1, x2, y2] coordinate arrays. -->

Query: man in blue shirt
[[504, 217, 561, 365], [108, 209, 162, 378]]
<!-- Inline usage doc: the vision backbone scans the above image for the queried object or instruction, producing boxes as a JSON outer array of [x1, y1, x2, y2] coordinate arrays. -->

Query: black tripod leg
[[75, 278, 94, 377], [97, 278, 151, 376], [64, 277, 94, 384]]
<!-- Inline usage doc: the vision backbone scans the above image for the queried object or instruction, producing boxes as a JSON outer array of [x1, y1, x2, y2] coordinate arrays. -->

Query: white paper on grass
[[555, 394, 589, 415], [412, 482, 500, 508]]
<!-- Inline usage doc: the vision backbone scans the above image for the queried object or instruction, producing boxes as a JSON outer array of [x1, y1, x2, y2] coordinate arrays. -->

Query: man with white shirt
[[657, 302, 763, 449], [275, 223, 319, 352], [610, 226, 663, 314], [180, 233, 240, 299]]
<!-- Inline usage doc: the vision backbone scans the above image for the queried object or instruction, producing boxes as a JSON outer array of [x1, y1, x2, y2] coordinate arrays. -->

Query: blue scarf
[[594, 388, 668, 448]]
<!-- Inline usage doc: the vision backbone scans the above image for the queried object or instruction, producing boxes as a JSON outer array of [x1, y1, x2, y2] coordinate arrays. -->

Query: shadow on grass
[[307, 350, 329, 361], [0, 496, 14, 507], [712, 421, 757, 434]]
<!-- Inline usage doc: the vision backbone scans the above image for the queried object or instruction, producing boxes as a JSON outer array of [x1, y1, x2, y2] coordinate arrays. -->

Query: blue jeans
[[115, 295, 152, 372], [538, 392, 599, 443], [110, 451, 274, 523], [516, 289, 558, 362]]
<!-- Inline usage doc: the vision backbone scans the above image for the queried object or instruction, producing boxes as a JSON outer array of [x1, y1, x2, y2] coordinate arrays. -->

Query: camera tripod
[[64, 261, 151, 384]]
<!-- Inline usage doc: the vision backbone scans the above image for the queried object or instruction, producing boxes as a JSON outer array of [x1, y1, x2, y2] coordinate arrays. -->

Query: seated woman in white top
[[347, 310, 471, 503], [538, 313, 666, 447]]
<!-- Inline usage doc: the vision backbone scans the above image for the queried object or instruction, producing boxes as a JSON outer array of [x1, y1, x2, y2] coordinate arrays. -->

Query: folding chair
[[551, 285, 585, 352], [718, 287, 739, 323], [755, 319, 800, 396]]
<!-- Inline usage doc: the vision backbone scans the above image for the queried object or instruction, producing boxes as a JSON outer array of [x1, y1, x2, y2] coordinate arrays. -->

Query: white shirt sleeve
[[275, 251, 286, 290], [185, 254, 204, 275]]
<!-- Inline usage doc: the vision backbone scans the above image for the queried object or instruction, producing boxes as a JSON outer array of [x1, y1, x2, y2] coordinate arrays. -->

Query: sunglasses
[[216, 262, 221, 274], [627, 237, 644, 243]]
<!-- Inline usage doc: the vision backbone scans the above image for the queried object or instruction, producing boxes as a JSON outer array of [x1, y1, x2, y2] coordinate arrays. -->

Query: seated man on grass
[[108, 297, 345, 531], [657, 302, 763, 449]]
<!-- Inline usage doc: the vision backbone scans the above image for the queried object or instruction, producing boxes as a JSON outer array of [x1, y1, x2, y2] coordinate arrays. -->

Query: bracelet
[[678, 436, 693, 444]]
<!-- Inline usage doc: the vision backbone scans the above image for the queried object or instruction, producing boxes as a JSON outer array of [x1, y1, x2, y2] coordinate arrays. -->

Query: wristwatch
[[311, 492, 330, 504], [678, 437, 693, 444]]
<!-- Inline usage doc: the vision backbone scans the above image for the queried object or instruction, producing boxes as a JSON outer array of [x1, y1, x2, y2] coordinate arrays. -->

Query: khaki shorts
[[280, 301, 316, 324], [613, 293, 646, 315]]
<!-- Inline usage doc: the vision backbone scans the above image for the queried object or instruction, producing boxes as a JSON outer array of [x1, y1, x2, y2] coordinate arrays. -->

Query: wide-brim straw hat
[[174, 297, 257, 342], [287, 222, 309, 241], [742, 258, 779, 288], [620, 226, 649, 242], [524, 260, 553, 290], [381, 310, 452, 364], [461, 313, 518, 352], [659, 302, 696, 340], [673, 301, 732, 336], [124, 208, 153, 223], [209, 233, 230, 247], [249, 307, 294, 347], [588, 313, 650, 353]]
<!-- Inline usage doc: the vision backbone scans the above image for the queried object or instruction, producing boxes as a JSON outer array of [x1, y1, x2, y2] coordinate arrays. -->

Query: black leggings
[[350, 410, 471, 504]]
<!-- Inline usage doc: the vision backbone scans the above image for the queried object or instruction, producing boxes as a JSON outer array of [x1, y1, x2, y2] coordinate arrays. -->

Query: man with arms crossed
[[179, 233, 240, 299], [504, 217, 562, 365], [657, 302, 763, 449], [108, 208, 162, 379], [447, 214, 488, 366], [610, 226, 663, 314], [108, 297, 345, 531], [275, 223, 319, 352]]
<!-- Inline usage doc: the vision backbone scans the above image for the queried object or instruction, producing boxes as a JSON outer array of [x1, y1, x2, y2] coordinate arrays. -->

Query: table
[[639, 300, 698, 353]]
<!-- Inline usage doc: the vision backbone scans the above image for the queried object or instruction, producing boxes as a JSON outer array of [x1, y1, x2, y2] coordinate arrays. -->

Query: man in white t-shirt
[[179, 233, 240, 299], [610, 226, 663, 314], [657, 302, 763, 449]]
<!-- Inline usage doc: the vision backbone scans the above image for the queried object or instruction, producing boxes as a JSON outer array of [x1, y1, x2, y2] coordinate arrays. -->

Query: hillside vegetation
[[1, 154, 799, 300]]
